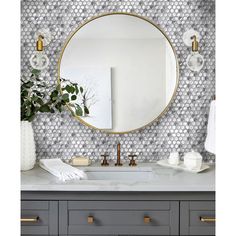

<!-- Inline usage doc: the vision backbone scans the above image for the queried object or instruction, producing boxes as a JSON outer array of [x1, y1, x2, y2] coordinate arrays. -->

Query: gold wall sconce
[[183, 29, 204, 72], [29, 28, 51, 70]]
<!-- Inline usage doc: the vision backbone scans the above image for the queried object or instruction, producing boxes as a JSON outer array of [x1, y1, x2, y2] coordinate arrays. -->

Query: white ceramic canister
[[184, 151, 203, 170], [168, 152, 180, 165]]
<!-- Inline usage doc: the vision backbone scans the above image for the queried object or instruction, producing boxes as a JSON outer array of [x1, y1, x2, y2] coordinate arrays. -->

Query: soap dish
[[69, 157, 92, 166], [71, 161, 91, 167], [156, 159, 210, 173]]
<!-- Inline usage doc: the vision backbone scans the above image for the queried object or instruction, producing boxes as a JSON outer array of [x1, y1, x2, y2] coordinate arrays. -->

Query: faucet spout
[[115, 142, 123, 166]]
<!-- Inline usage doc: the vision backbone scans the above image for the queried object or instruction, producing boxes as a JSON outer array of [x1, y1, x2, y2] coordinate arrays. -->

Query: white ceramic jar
[[184, 151, 202, 170], [168, 152, 180, 165]]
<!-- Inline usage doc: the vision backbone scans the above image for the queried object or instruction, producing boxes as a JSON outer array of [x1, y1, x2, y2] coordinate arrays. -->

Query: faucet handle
[[128, 154, 137, 166], [101, 154, 109, 166]]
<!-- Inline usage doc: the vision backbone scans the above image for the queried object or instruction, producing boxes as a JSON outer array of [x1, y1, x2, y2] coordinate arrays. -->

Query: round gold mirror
[[58, 13, 179, 134]]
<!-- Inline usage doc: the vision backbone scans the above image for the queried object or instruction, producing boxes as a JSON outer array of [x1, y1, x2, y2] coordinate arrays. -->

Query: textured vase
[[21, 121, 36, 171]]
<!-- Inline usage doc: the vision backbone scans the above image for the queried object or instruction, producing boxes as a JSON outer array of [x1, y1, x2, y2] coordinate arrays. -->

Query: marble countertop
[[21, 162, 215, 192]]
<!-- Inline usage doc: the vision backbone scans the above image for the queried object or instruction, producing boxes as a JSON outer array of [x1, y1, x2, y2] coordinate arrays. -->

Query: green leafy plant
[[21, 69, 88, 122]]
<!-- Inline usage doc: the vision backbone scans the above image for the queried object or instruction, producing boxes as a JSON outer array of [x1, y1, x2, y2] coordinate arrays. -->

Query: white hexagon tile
[[21, 0, 215, 162]]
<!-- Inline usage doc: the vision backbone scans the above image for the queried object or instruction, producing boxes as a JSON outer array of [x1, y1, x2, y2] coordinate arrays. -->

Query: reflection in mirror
[[59, 13, 178, 133]]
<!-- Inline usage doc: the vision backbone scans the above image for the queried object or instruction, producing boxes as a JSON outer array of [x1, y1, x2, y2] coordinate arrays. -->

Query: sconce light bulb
[[29, 51, 49, 70], [186, 51, 204, 72]]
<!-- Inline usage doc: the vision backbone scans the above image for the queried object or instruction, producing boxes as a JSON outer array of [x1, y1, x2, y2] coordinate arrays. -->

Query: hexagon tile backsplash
[[21, 0, 215, 162]]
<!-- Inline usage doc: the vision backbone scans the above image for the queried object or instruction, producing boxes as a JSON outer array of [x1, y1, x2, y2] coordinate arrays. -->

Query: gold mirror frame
[[58, 12, 179, 134]]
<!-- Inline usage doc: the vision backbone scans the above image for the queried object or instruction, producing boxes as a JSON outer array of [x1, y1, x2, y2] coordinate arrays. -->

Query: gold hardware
[[199, 216, 215, 222], [21, 216, 39, 223], [36, 35, 44, 51], [191, 35, 199, 52], [57, 12, 179, 134], [115, 143, 123, 166], [101, 154, 109, 166], [87, 216, 94, 224], [144, 216, 152, 223], [128, 154, 137, 166]]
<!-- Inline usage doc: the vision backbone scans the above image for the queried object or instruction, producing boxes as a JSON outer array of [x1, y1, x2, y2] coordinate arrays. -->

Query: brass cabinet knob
[[199, 216, 216, 222], [21, 216, 39, 223], [87, 216, 94, 224], [144, 216, 152, 223]]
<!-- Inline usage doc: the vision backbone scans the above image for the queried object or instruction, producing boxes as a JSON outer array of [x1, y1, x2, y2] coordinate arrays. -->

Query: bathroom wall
[[21, 0, 215, 162]]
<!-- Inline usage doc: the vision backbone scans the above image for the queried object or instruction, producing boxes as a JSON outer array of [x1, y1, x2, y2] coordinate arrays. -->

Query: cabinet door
[[21, 201, 58, 235], [59, 201, 179, 235], [180, 201, 215, 235]]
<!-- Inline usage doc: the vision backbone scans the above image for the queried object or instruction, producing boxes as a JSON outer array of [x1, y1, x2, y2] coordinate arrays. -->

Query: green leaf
[[26, 106, 32, 116], [65, 85, 71, 93], [75, 105, 83, 116], [55, 103, 62, 112], [65, 85, 75, 94], [36, 97, 44, 105], [84, 106, 89, 114], [23, 81, 34, 88], [75, 84, 79, 94], [71, 95, 77, 101], [31, 95, 38, 101], [21, 90, 28, 97], [51, 90, 58, 96], [39, 104, 51, 112], [70, 86, 75, 93], [50, 90, 59, 101], [31, 69, 41, 76], [23, 99, 31, 106], [80, 87, 83, 93], [62, 93, 69, 102]]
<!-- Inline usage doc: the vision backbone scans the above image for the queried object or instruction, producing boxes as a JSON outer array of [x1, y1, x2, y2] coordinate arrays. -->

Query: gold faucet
[[115, 142, 123, 166]]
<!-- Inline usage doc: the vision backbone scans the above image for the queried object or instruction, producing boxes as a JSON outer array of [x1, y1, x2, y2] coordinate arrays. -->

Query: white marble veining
[[21, 162, 215, 192]]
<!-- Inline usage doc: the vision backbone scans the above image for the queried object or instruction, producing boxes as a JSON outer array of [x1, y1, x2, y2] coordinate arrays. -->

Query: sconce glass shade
[[29, 51, 49, 70], [186, 51, 204, 72]]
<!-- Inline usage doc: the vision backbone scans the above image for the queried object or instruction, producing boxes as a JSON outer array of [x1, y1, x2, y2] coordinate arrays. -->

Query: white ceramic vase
[[21, 121, 36, 171]]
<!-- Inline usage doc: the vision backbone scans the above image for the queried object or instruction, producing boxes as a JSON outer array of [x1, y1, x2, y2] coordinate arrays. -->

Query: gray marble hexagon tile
[[21, 0, 215, 162]]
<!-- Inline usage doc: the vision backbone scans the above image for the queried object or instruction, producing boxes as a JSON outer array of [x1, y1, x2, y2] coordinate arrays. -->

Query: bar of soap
[[71, 157, 90, 166]]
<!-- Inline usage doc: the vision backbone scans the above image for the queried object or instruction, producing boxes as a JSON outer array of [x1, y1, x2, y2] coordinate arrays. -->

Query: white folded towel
[[39, 159, 87, 182], [205, 100, 215, 154]]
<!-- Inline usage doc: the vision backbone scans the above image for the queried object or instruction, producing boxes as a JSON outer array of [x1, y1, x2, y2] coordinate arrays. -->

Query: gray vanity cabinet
[[21, 191, 215, 236], [59, 201, 179, 235], [180, 201, 215, 235], [21, 201, 58, 235]]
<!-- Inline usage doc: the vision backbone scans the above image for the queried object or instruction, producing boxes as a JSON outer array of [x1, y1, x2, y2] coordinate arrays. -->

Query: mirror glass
[[59, 13, 178, 133]]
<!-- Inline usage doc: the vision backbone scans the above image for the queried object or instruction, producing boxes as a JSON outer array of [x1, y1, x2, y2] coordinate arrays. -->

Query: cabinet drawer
[[21, 201, 58, 235], [59, 201, 179, 235], [180, 201, 215, 235]]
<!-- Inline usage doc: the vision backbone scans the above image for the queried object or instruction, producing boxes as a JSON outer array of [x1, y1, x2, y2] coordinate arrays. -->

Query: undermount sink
[[84, 167, 156, 181]]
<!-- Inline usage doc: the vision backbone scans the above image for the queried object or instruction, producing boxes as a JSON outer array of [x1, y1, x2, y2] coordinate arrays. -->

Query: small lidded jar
[[184, 151, 203, 170]]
